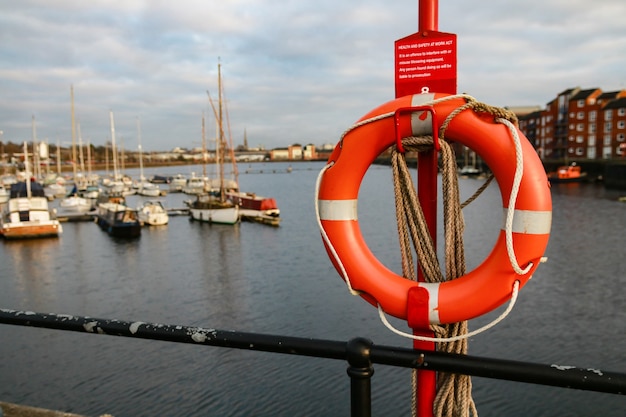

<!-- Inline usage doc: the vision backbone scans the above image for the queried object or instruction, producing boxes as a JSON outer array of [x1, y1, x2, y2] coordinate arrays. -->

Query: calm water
[[1, 161, 626, 416]]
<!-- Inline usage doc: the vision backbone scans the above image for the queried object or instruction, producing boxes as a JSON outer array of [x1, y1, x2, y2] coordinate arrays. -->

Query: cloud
[[1, 0, 625, 151]]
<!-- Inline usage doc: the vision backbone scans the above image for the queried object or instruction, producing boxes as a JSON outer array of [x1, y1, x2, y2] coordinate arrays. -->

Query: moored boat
[[95, 202, 141, 238], [43, 181, 67, 200], [186, 62, 240, 226], [56, 185, 96, 222], [137, 181, 162, 197], [186, 194, 239, 225], [548, 163, 588, 183], [1, 181, 62, 239], [168, 174, 187, 193], [137, 200, 169, 226], [0, 185, 9, 205], [226, 191, 280, 226], [182, 174, 206, 195]]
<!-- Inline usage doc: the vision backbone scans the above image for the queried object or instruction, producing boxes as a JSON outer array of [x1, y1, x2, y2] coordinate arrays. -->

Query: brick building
[[518, 87, 626, 160]]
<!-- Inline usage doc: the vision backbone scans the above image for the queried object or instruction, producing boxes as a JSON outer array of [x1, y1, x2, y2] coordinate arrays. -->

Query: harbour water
[[1, 161, 625, 416]]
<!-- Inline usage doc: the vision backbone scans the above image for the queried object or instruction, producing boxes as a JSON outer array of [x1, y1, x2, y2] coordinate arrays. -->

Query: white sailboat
[[101, 111, 126, 196], [186, 62, 239, 225], [135, 118, 161, 197], [59, 86, 93, 217]]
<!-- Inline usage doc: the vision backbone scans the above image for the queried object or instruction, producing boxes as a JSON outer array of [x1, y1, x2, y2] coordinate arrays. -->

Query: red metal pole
[[419, 0, 438, 33], [415, 1, 439, 416]]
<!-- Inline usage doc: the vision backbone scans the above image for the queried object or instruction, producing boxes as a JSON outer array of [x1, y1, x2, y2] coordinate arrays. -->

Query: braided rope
[[315, 93, 526, 417], [391, 135, 478, 417], [388, 95, 520, 417]]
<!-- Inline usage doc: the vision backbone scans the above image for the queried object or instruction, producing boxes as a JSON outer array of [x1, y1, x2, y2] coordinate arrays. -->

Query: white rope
[[315, 95, 530, 331], [378, 281, 520, 342], [314, 162, 360, 296], [496, 117, 533, 275]]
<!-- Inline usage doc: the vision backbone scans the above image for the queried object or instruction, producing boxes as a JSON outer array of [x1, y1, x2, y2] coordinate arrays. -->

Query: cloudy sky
[[1, 0, 625, 152]]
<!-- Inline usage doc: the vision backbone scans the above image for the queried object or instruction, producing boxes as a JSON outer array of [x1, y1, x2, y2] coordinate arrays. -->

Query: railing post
[[346, 337, 374, 417]]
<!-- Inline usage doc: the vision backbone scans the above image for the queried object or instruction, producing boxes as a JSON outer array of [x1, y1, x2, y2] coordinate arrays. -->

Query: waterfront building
[[518, 87, 626, 161]]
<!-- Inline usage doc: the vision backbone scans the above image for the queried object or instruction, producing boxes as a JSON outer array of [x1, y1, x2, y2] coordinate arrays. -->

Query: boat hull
[[1, 192, 63, 239], [1, 222, 62, 239], [138, 201, 169, 226], [189, 206, 239, 225], [227, 191, 280, 226], [548, 174, 588, 184], [96, 203, 142, 238]]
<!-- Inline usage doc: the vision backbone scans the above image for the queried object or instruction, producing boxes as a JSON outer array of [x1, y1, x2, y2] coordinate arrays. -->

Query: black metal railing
[[1, 308, 625, 417]]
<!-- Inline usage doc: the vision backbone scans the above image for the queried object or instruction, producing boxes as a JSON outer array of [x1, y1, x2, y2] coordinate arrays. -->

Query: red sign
[[395, 31, 457, 98]]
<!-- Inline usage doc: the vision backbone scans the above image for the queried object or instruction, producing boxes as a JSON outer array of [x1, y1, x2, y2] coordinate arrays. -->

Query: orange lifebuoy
[[317, 93, 552, 325]]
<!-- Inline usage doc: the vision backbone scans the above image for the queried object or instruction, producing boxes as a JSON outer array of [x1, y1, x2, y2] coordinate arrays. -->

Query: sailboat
[[135, 118, 161, 197], [95, 111, 141, 238], [225, 130, 280, 226], [1, 142, 63, 239], [186, 62, 239, 225], [59, 86, 93, 218], [458, 146, 482, 177]]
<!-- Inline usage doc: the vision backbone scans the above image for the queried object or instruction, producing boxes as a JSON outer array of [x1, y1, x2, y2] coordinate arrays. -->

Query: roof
[[9, 181, 45, 198], [505, 105, 542, 117], [518, 110, 543, 121], [602, 97, 626, 110], [598, 91, 621, 101], [570, 88, 600, 101]]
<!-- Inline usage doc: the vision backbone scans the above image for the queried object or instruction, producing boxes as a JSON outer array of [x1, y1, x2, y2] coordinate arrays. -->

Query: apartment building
[[518, 87, 626, 160]]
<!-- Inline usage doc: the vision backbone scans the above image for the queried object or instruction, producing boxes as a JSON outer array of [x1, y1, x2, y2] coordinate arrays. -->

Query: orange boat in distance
[[548, 163, 589, 183]]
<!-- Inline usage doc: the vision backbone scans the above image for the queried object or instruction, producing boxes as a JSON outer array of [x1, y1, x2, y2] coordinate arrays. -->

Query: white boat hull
[[189, 206, 239, 225], [138, 201, 169, 226], [1, 196, 62, 239]]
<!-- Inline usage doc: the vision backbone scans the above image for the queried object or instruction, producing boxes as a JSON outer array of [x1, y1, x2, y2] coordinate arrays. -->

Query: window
[[589, 111, 596, 122], [577, 124, 584, 132], [618, 133, 625, 142], [588, 124, 596, 133], [577, 112, 584, 120], [577, 99, 585, 108], [589, 134, 596, 146], [575, 147, 584, 156], [587, 147, 596, 158], [604, 135, 612, 145], [619, 108, 626, 116], [576, 136, 584, 143], [605, 109, 613, 121], [618, 121, 625, 129], [604, 122, 612, 133]]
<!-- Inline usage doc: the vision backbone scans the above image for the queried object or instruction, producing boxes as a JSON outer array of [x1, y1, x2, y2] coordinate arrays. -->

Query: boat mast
[[137, 117, 144, 182], [56, 139, 62, 176], [218, 62, 225, 202], [70, 85, 78, 185], [120, 136, 125, 175], [31, 115, 40, 180], [109, 111, 118, 180], [23, 141, 31, 198], [201, 111, 206, 181], [76, 122, 86, 189], [87, 139, 92, 183]]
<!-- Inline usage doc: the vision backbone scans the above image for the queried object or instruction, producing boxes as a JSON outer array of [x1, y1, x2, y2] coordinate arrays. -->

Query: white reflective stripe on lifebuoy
[[501, 209, 552, 234], [318, 199, 358, 221], [422, 282, 441, 324], [410, 93, 436, 136]]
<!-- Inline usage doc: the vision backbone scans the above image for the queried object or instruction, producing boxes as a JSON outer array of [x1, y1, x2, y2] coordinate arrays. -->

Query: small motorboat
[[137, 200, 169, 226]]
